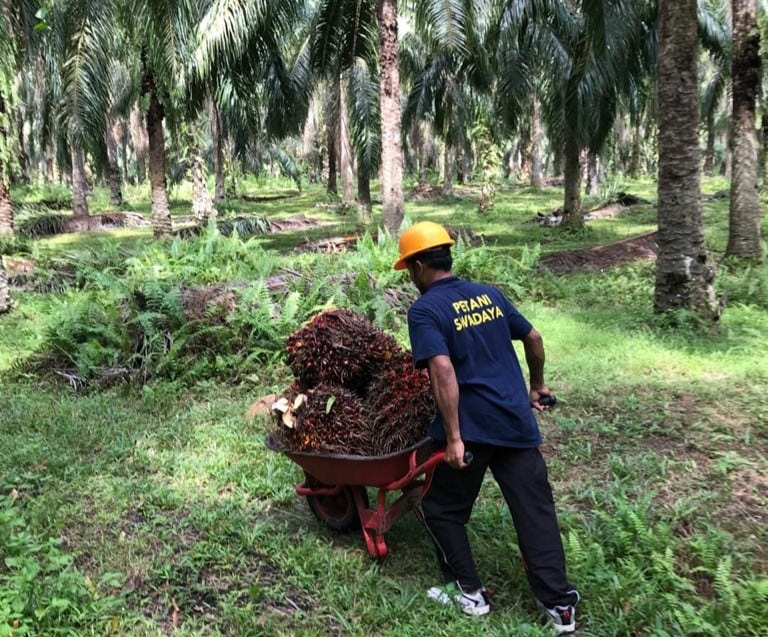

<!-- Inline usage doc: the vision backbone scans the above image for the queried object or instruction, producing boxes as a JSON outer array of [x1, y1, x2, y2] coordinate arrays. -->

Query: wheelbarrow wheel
[[304, 475, 368, 532]]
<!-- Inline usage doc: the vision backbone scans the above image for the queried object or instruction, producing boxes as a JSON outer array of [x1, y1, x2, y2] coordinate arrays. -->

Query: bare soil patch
[[270, 214, 326, 232], [293, 224, 482, 254], [240, 193, 298, 203], [294, 235, 360, 253], [539, 231, 657, 275], [64, 212, 151, 232], [406, 184, 484, 200], [406, 184, 444, 200]]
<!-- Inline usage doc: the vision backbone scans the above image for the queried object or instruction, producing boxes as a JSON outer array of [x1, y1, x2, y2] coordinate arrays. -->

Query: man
[[395, 221, 579, 634]]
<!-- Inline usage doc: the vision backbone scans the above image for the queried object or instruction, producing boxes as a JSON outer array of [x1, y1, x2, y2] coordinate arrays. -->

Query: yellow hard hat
[[393, 221, 455, 270]]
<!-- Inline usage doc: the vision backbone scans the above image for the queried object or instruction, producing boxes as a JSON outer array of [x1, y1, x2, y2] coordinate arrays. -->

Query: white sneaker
[[544, 604, 576, 633], [427, 582, 490, 616]]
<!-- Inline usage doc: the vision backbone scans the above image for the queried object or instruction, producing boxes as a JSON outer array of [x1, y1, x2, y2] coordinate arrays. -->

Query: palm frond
[[413, 0, 470, 57], [194, 0, 304, 78], [310, 0, 377, 72], [348, 58, 381, 174], [698, 0, 731, 62], [55, 0, 113, 149]]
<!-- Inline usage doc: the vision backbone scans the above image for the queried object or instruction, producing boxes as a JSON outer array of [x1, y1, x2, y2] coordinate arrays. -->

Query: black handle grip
[[463, 451, 473, 465], [539, 395, 557, 407]]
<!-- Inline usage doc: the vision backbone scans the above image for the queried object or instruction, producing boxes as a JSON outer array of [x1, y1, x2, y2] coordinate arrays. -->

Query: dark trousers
[[420, 442, 577, 609]]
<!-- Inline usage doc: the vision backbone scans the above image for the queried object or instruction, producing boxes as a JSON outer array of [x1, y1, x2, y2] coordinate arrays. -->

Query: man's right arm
[[426, 354, 468, 469]]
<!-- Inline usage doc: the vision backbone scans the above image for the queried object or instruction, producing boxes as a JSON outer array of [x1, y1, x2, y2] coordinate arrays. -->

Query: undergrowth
[[0, 496, 122, 636]]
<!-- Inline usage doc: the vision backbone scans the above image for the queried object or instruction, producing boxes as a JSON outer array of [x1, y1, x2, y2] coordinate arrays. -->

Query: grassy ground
[[1, 176, 767, 636]]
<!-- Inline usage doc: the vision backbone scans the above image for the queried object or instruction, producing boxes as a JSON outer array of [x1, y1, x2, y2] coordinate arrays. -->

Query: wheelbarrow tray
[[265, 433, 432, 487]]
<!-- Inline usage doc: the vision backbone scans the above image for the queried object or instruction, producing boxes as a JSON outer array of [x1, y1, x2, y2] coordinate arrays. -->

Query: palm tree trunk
[[326, 81, 338, 195], [357, 163, 373, 223], [629, 120, 643, 178], [377, 0, 404, 234], [0, 259, 9, 315], [655, 0, 718, 318], [703, 113, 716, 176], [412, 122, 429, 187], [46, 144, 55, 183], [762, 111, 768, 178], [0, 96, 13, 234], [326, 117, 338, 195], [727, 0, 762, 259], [339, 74, 355, 204], [190, 141, 214, 224], [501, 148, 513, 180], [457, 147, 467, 185], [119, 119, 130, 185], [211, 100, 226, 203], [586, 150, 599, 196], [16, 109, 29, 185], [130, 104, 148, 184], [106, 121, 123, 206], [562, 133, 583, 226], [71, 146, 89, 217], [443, 144, 454, 196], [519, 123, 532, 184], [0, 175, 11, 235], [562, 40, 589, 227], [531, 97, 543, 188], [552, 145, 563, 178], [143, 66, 172, 239]]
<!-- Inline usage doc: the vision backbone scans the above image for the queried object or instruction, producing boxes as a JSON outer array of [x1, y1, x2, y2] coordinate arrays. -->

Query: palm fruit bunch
[[284, 308, 401, 392], [274, 383, 372, 455], [366, 351, 437, 455], [272, 309, 435, 456]]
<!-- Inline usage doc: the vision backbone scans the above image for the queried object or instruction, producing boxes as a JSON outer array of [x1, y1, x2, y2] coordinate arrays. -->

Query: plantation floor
[[2, 176, 767, 636]]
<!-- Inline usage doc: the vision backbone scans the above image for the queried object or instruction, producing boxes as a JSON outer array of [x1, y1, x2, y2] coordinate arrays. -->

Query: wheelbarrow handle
[[387, 447, 471, 491], [430, 450, 473, 465], [406, 447, 473, 474]]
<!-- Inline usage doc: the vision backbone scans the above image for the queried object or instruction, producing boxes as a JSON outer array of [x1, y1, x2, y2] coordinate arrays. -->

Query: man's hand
[[530, 386, 554, 411], [445, 439, 469, 470]]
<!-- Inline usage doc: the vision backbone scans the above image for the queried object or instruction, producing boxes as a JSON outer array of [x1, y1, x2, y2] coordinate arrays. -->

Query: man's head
[[394, 221, 455, 293]]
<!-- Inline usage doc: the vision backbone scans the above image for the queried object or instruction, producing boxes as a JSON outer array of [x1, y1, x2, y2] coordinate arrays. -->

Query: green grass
[[1, 175, 767, 636]]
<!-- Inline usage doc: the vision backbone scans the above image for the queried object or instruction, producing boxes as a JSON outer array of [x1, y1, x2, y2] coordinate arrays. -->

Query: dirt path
[[539, 231, 657, 274]]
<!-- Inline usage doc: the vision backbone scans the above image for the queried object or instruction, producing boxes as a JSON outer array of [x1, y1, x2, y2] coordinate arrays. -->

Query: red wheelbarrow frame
[[265, 435, 445, 559]]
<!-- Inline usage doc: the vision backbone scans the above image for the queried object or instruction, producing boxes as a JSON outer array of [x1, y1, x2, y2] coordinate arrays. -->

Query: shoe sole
[[426, 587, 452, 605], [461, 604, 490, 617]]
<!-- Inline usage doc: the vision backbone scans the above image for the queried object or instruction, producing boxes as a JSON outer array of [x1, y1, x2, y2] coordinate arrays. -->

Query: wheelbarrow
[[265, 434, 459, 559]]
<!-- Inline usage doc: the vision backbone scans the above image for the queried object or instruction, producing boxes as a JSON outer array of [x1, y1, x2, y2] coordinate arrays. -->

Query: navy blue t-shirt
[[407, 276, 542, 448]]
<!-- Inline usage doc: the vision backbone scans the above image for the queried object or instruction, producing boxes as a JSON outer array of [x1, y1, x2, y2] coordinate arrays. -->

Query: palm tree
[[0, 0, 35, 312], [403, 0, 497, 197], [698, 0, 731, 175], [377, 0, 404, 233], [104, 61, 136, 207], [0, 257, 8, 314], [701, 54, 730, 175], [0, 92, 12, 234], [42, 0, 120, 220], [498, 0, 656, 226], [210, 99, 226, 203], [727, 0, 763, 259], [308, 0, 384, 219], [655, 0, 718, 318], [0, 0, 37, 234], [347, 58, 381, 216], [193, 0, 312, 191]]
